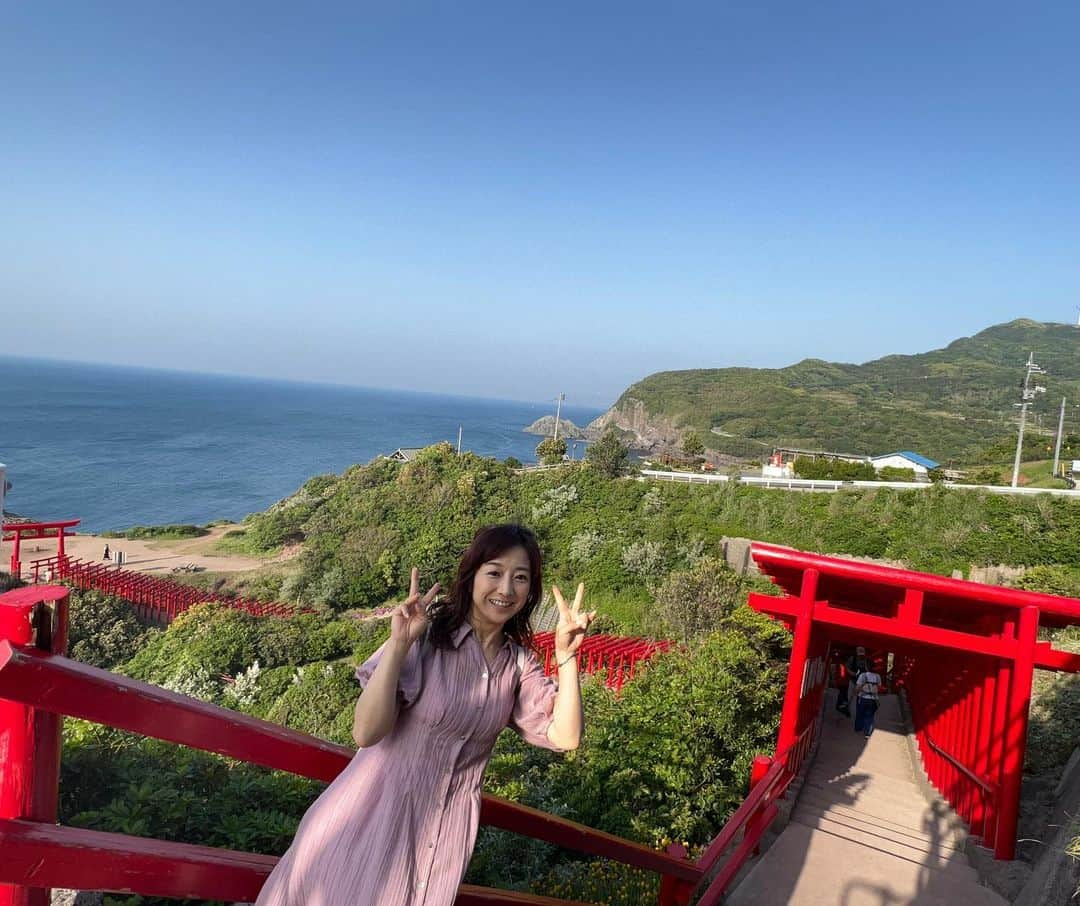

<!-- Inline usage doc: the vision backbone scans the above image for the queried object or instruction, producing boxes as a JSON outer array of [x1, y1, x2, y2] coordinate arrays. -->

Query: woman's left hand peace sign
[[553, 582, 597, 661]]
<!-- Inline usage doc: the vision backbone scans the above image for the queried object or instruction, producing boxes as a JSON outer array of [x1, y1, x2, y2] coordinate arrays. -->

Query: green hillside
[[614, 319, 1080, 461]]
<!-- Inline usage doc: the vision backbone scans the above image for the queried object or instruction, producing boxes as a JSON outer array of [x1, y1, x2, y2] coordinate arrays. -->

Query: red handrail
[[690, 717, 819, 905], [921, 724, 997, 796]]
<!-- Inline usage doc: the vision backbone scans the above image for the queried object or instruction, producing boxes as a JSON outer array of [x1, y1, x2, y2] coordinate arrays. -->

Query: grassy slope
[[614, 319, 1080, 461]]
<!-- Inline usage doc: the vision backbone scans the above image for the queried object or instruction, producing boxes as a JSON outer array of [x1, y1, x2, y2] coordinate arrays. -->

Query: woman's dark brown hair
[[428, 524, 543, 650]]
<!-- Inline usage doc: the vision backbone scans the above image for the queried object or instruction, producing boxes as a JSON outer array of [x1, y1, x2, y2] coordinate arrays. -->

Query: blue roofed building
[[870, 451, 940, 478]]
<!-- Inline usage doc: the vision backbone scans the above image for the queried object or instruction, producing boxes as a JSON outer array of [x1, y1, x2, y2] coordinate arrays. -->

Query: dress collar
[[451, 619, 512, 651], [450, 621, 474, 648]]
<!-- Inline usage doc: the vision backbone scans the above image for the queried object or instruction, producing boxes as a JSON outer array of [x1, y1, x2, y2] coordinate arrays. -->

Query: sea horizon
[[0, 353, 605, 411], [1, 356, 605, 533]]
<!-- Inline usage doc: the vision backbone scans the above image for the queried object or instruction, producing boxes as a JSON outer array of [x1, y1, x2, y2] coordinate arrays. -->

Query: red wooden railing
[[31, 555, 299, 622]]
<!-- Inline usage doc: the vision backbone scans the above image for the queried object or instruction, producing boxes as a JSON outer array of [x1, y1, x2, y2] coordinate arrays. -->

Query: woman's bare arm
[[547, 657, 584, 750], [352, 637, 412, 747], [351, 567, 439, 748], [546, 583, 595, 751]]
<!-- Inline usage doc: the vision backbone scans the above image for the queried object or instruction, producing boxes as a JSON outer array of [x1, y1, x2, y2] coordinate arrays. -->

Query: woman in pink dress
[[255, 523, 596, 906]]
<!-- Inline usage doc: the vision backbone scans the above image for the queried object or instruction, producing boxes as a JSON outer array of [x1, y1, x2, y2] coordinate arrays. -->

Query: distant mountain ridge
[[590, 320, 1080, 461]]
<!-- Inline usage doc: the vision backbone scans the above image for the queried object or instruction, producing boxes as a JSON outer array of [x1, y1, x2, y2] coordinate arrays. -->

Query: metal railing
[[640, 469, 1080, 498]]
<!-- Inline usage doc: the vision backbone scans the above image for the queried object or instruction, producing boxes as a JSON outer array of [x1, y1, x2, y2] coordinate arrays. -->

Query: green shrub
[[877, 466, 918, 482], [101, 524, 209, 540], [264, 661, 359, 744], [792, 457, 876, 481], [62, 720, 323, 860], [547, 610, 789, 848], [1012, 565, 1080, 599], [539, 858, 659, 905], [536, 437, 568, 466], [67, 588, 156, 669]]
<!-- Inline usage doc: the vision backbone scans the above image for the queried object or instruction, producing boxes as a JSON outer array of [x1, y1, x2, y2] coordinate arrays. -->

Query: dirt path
[[13, 524, 277, 575]]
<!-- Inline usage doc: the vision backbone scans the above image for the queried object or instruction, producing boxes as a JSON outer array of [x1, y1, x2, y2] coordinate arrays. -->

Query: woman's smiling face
[[469, 545, 531, 629]]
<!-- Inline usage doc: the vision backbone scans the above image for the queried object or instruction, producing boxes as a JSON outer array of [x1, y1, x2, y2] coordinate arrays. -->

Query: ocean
[[0, 357, 605, 532]]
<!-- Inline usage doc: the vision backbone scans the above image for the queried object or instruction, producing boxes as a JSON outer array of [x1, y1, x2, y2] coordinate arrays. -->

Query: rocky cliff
[[522, 416, 588, 439], [585, 398, 683, 450]]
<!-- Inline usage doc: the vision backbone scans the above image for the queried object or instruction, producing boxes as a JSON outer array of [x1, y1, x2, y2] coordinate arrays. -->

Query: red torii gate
[[747, 541, 1080, 861], [1, 521, 80, 579]]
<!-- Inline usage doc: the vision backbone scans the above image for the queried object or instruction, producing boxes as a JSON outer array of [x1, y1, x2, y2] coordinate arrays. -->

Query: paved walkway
[[727, 694, 1008, 906]]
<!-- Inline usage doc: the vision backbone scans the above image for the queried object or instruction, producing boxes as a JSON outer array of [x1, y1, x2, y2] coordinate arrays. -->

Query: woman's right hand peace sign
[[391, 567, 441, 646]]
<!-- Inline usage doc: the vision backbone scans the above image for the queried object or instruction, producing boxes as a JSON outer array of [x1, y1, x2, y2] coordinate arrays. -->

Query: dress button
[[460, 734, 467, 740], [417, 880, 427, 889], [481, 671, 489, 680]]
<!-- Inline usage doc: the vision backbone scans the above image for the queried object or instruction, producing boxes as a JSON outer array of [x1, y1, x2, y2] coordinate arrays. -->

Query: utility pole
[[1052, 397, 1067, 476], [552, 393, 565, 443], [1011, 352, 1047, 488], [457, 425, 463, 455]]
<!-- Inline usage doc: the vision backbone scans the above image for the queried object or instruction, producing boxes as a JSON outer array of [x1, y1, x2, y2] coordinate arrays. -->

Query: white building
[[870, 451, 940, 478]]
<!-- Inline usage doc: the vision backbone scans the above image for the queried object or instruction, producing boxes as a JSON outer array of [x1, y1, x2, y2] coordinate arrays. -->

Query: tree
[[536, 437, 567, 466], [654, 557, 744, 644], [585, 427, 629, 478], [681, 431, 704, 458]]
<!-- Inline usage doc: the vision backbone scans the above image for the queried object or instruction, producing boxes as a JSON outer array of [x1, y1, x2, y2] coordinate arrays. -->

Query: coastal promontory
[[522, 415, 588, 439]]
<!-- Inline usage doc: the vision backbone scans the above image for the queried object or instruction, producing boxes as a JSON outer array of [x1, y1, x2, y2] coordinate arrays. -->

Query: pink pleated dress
[[254, 622, 562, 906]]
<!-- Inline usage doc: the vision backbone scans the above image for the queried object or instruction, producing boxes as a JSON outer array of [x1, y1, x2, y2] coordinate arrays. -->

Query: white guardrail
[[639, 469, 1080, 498]]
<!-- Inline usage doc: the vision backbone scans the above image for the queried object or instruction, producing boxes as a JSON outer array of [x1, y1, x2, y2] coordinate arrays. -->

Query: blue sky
[[3, 2, 1078, 405]]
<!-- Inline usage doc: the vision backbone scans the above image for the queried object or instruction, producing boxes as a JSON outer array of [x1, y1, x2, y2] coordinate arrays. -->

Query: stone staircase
[[727, 694, 1008, 905]]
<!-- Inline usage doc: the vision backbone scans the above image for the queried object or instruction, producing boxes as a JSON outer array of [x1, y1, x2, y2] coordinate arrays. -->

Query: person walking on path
[[103, 544, 111, 561], [254, 523, 596, 906], [845, 646, 868, 716], [853, 661, 883, 738]]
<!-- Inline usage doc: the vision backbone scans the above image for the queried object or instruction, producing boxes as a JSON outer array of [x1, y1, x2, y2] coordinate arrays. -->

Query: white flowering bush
[[641, 487, 664, 515], [224, 660, 263, 709], [568, 529, 604, 565], [620, 540, 667, 582], [531, 484, 579, 522], [163, 664, 219, 702]]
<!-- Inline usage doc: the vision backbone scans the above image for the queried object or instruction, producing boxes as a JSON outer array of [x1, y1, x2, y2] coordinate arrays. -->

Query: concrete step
[[794, 794, 972, 850], [810, 746, 919, 785], [789, 811, 975, 876], [801, 775, 942, 818], [791, 808, 973, 868], [727, 821, 1008, 906], [798, 792, 959, 837], [804, 767, 944, 806]]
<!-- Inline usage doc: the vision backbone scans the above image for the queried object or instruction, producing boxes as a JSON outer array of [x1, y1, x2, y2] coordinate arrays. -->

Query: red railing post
[[975, 660, 995, 843], [0, 585, 70, 906], [995, 605, 1038, 860], [985, 619, 1015, 852], [656, 842, 694, 906], [748, 755, 774, 856]]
